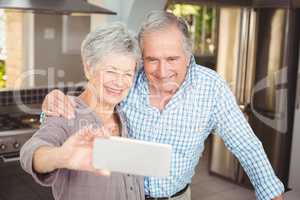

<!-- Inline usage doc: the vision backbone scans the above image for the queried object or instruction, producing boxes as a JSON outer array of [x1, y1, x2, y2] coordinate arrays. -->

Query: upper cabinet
[[171, 0, 300, 8]]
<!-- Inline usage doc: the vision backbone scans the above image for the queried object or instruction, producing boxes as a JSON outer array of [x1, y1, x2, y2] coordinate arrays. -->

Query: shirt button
[[130, 186, 133, 191], [127, 174, 130, 177]]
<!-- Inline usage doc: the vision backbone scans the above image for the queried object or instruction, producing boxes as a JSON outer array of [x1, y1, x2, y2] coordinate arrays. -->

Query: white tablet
[[92, 136, 172, 177]]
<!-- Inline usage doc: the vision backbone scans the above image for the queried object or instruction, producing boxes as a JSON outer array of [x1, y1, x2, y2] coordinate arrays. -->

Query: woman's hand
[[58, 126, 110, 175], [42, 89, 76, 119], [33, 126, 110, 176]]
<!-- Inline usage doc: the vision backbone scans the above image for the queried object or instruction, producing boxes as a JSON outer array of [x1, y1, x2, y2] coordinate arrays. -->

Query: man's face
[[142, 25, 190, 94]]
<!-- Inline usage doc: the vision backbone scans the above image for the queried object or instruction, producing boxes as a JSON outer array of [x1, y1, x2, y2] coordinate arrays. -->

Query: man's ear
[[187, 54, 191, 65], [83, 63, 92, 80]]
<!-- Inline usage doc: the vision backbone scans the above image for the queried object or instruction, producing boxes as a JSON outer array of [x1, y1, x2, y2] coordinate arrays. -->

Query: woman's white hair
[[138, 10, 193, 56], [81, 22, 140, 69]]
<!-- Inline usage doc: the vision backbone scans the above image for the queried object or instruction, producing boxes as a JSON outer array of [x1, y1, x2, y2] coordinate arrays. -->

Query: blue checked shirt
[[119, 57, 284, 200]]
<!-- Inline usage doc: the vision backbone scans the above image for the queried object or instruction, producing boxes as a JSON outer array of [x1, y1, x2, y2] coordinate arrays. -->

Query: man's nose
[[157, 61, 169, 79]]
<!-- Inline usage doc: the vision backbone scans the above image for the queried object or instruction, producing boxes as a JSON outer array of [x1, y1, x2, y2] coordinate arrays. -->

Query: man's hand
[[272, 195, 284, 200], [42, 89, 76, 119]]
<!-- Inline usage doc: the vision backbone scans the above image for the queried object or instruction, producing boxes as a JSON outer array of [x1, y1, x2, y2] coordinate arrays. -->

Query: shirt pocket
[[162, 117, 205, 155]]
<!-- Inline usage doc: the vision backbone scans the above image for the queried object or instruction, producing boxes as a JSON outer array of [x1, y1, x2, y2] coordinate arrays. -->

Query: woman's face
[[87, 53, 136, 106]]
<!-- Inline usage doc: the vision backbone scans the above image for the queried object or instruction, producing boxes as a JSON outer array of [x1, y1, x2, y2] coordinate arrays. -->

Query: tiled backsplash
[[0, 86, 83, 106]]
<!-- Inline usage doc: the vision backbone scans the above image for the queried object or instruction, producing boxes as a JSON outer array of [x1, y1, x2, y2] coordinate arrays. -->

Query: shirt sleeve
[[20, 116, 69, 187], [212, 79, 284, 200]]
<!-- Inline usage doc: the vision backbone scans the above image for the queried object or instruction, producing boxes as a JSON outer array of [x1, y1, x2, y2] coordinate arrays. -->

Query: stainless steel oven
[[0, 113, 53, 200]]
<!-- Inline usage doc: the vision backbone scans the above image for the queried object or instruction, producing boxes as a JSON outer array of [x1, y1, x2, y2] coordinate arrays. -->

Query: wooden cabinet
[[172, 0, 300, 8], [252, 0, 300, 8]]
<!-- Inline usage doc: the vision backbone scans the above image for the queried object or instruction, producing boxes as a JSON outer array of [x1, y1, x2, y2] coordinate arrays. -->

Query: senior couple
[[20, 11, 284, 200]]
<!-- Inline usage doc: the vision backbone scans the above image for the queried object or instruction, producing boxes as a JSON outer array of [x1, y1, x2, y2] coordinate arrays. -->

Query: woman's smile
[[104, 86, 124, 96]]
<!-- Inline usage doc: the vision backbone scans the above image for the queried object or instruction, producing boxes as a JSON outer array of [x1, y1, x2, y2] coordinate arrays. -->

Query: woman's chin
[[103, 96, 123, 106]]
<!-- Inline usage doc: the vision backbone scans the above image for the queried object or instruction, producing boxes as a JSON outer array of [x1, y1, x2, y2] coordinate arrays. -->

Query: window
[[167, 3, 219, 68], [0, 10, 6, 88]]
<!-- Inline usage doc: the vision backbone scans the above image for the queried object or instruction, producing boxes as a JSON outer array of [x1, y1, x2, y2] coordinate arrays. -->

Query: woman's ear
[[83, 63, 92, 80]]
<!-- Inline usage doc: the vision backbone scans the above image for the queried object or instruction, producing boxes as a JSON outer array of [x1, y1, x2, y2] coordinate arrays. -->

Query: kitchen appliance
[[0, 113, 39, 161], [0, 111, 54, 200], [0, 0, 116, 15], [0, 110, 54, 200], [288, 28, 300, 194], [210, 6, 300, 189]]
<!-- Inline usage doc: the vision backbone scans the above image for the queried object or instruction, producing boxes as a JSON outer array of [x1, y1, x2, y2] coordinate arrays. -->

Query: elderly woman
[[20, 23, 144, 200]]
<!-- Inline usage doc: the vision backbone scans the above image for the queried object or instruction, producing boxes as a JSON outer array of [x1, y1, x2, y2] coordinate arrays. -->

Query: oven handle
[[0, 155, 20, 163]]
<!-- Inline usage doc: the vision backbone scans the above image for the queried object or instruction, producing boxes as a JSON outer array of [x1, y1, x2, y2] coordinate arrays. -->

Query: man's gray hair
[[138, 10, 193, 56], [81, 22, 140, 69]]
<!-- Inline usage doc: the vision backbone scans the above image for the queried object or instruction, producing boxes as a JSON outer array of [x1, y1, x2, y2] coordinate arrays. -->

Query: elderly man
[[41, 11, 284, 200]]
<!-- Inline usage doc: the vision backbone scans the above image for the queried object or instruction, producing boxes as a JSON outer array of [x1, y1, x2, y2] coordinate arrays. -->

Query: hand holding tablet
[[92, 137, 172, 177]]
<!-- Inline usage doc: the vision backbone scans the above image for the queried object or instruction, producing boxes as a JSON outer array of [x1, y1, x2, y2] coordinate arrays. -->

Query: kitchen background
[[0, 0, 300, 199]]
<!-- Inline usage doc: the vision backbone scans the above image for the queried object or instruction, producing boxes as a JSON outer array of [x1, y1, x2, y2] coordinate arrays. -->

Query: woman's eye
[[106, 70, 116, 74]]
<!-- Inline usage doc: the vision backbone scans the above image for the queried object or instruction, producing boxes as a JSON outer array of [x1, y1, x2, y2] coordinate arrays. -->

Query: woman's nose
[[113, 74, 127, 87]]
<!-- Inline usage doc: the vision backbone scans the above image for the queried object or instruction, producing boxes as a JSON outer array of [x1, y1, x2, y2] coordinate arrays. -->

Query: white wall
[[125, 0, 167, 32], [88, 0, 167, 33]]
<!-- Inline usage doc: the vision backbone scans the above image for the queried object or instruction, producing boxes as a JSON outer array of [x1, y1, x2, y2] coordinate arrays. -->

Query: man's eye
[[148, 59, 158, 63], [168, 58, 177, 62]]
